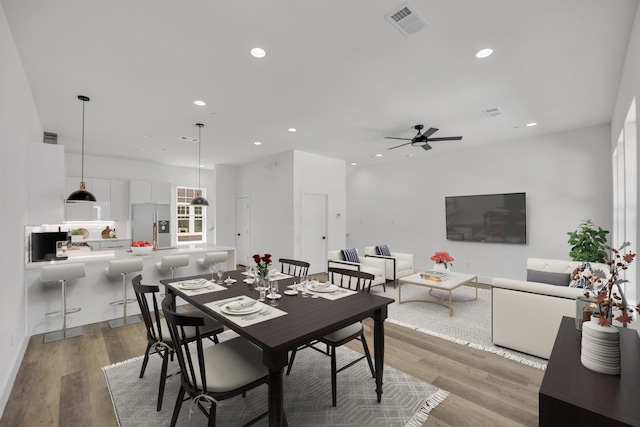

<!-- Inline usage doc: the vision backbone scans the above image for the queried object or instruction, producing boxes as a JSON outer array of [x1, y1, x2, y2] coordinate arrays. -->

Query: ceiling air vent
[[43, 131, 58, 144], [385, 3, 427, 37], [483, 107, 504, 118], [179, 136, 199, 143]]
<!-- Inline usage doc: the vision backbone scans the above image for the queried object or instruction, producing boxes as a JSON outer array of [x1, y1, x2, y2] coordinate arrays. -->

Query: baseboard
[[0, 333, 29, 417]]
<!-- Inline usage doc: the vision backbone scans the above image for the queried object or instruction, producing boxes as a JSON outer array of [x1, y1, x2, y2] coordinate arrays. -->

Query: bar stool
[[106, 258, 144, 328], [198, 252, 228, 272], [155, 254, 189, 279], [40, 263, 86, 343]]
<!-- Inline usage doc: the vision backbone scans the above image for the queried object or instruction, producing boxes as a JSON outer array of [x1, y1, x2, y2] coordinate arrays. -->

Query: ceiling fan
[[385, 124, 463, 151]]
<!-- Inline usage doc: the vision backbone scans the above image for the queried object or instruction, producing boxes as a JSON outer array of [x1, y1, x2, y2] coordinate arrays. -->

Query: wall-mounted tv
[[445, 192, 526, 244]]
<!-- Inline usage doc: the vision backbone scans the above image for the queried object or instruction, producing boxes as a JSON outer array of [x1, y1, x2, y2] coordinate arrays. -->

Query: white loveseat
[[327, 249, 387, 289], [363, 246, 414, 286], [492, 258, 608, 359]]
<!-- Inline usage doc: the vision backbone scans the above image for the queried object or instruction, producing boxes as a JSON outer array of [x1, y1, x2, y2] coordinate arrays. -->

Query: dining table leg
[[373, 306, 387, 402]]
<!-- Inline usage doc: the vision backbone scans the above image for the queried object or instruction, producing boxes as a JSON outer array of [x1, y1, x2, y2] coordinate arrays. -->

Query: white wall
[[215, 164, 237, 247], [0, 3, 43, 415], [611, 4, 640, 332], [346, 124, 612, 284]]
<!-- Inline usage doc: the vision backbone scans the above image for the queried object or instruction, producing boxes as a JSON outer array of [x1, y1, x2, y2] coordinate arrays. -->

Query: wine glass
[[216, 265, 225, 285], [269, 280, 279, 307], [310, 277, 319, 298], [209, 263, 216, 281]]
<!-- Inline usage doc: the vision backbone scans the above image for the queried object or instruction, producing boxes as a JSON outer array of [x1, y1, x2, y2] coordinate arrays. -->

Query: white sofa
[[363, 246, 414, 287], [327, 249, 387, 289], [492, 258, 608, 359]]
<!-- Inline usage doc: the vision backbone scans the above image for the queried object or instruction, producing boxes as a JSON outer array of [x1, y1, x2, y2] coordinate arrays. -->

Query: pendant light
[[66, 95, 97, 202], [190, 123, 209, 206]]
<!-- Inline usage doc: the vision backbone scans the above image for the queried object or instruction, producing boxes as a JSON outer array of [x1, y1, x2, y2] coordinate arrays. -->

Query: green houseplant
[[567, 220, 609, 263]]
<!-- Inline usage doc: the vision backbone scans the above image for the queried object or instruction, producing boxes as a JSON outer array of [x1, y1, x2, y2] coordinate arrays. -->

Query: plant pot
[[432, 263, 450, 273], [580, 321, 621, 375]]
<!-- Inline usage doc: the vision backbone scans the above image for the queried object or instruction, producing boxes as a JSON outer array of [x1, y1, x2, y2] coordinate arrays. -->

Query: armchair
[[364, 246, 414, 288], [327, 248, 387, 290]]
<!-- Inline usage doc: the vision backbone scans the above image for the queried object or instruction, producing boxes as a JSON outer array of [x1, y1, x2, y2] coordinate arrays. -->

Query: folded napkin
[[227, 299, 257, 311], [314, 281, 331, 289]]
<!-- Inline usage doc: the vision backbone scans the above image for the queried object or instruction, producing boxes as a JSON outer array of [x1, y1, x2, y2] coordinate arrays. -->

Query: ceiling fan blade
[[427, 136, 463, 141], [388, 142, 412, 150], [384, 137, 412, 141], [421, 127, 439, 138], [421, 143, 433, 151]]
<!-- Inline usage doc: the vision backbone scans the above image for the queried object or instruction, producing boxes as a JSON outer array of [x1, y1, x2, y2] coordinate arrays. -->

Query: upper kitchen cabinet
[[29, 142, 65, 225], [130, 180, 171, 204], [110, 179, 129, 220]]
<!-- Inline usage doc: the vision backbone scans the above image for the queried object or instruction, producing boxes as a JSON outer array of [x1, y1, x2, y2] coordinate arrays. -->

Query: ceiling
[[3, 0, 639, 169]]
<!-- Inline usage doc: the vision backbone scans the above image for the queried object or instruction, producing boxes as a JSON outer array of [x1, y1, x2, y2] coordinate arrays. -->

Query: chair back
[[162, 294, 207, 396], [106, 258, 144, 276], [158, 254, 190, 270], [279, 258, 310, 277], [132, 275, 169, 344], [41, 263, 86, 282], [200, 251, 228, 266], [328, 267, 374, 292]]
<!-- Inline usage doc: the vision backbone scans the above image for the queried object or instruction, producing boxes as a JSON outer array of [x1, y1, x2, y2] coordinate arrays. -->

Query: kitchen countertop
[[25, 244, 236, 269]]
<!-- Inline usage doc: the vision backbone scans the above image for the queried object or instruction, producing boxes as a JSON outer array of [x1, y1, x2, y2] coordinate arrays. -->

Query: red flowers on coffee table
[[430, 251, 454, 269]]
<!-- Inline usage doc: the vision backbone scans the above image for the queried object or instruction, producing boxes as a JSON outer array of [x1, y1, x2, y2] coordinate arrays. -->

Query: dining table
[[161, 269, 395, 427]]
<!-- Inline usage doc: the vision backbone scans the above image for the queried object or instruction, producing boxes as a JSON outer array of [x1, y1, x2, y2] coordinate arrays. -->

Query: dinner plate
[[309, 283, 338, 293], [284, 290, 298, 296], [177, 280, 210, 290], [221, 303, 261, 316]]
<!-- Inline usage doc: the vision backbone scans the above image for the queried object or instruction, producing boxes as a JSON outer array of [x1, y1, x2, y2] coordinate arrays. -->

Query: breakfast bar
[[24, 244, 236, 335]]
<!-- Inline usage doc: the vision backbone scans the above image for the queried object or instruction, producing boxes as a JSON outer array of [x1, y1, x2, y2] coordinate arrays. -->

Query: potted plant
[[70, 229, 85, 242], [567, 220, 609, 263]]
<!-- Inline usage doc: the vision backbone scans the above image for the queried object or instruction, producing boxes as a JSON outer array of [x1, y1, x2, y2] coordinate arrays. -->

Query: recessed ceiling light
[[526, 122, 538, 127], [475, 48, 493, 59], [250, 48, 266, 58], [199, 164, 204, 168], [351, 162, 357, 166], [254, 141, 262, 145], [194, 100, 206, 106], [288, 128, 297, 132], [376, 154, 383, 157]]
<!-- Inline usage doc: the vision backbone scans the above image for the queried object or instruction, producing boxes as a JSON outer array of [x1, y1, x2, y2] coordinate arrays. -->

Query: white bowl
[[131, 246, 153, 255]]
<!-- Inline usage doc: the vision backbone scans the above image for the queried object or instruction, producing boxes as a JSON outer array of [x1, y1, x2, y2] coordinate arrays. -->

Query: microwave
[[31, 232, 69, 262]]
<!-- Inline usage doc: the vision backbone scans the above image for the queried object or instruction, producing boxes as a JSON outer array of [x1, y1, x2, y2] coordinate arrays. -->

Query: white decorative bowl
[[131, 246, 153, 255]]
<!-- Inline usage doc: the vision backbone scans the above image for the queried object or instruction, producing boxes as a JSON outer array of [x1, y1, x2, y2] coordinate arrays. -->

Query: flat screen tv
[[445, 192, 526, 244]]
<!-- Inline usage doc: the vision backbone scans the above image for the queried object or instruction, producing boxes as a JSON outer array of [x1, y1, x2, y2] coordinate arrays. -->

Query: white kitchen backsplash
[[33, 220, 130, 241]]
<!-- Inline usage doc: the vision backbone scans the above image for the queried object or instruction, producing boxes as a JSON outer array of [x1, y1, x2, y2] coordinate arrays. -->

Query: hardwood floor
[[1, 290, 544, 427]]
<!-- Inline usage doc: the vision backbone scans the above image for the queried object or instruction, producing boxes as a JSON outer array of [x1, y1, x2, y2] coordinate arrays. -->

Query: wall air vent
[[483, 107, 504, 118], [179, 136, 199, 143], [43, 131, 58, 144], [385, 3, 427, 37]]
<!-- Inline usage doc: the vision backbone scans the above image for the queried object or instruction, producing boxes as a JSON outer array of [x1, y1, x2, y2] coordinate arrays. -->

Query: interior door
[[301, 193, 327, 274], [236, 195, 251, 266]]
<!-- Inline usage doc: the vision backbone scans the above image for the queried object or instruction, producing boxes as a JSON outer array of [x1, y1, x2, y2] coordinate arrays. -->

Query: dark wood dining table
[[161, 269, 395, 427]]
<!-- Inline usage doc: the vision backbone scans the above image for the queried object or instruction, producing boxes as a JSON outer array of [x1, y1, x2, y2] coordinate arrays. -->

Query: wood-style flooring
[[1, 285, 544, 427]]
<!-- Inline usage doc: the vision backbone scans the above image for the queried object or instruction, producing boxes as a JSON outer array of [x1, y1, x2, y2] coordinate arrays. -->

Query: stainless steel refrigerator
[[131, 203, 172, 248]]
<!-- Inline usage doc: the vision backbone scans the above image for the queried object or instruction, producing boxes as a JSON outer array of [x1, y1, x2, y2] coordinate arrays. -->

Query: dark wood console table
[[539, 316, 640, 426]]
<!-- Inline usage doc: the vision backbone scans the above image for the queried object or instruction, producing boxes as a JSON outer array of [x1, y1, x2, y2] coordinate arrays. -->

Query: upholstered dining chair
[[286, 267, 376, 407], [132, 275, 224, 411], [161, 294, 269, 427], [279, 258, 310, 277]]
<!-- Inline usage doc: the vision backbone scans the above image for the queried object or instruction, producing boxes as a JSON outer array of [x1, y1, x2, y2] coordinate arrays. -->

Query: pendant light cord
[[81, 98, 86, 182], [198, 125, 202, 190]]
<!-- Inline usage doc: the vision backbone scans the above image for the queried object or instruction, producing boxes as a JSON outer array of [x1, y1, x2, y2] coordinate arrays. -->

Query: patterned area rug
[[371, 284, 548, 369], [103, 331, 448, 427]]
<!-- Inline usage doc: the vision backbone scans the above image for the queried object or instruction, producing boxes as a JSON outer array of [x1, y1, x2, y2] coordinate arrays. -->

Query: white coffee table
[[398, 271, 479, 316]]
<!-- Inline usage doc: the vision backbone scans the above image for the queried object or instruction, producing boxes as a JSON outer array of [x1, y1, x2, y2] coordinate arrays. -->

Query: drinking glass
[[310, 277, 319, 298], [216, 265, 225, 285], [300, 280, 309, 298], [269, 280, 279, 307], [258, 283, 266, 302], [209, 264, 216, 281]]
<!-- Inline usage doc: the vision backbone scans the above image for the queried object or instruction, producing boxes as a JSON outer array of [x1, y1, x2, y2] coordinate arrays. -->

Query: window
[[176, 187, 206, 243]]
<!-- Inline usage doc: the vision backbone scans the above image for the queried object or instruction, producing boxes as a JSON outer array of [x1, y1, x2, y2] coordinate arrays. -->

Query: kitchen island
[[24, 244, 236, 336]]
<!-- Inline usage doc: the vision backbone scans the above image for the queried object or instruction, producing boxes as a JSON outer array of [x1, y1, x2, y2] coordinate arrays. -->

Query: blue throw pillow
[[341, 248, 360, 263], [526, 269, 571, 287], [376, 245, 391, 256]]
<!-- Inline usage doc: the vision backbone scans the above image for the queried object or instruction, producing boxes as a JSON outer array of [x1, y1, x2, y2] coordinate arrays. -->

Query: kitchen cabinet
[[130, 180, 171, 204], [110, 179, 129, 220], [65, 177, 111, 221], [97, 239, 130, 250], [29, 142, 65, 224]]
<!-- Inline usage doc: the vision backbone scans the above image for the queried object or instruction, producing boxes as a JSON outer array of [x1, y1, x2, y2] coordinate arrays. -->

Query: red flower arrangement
[[431, 251, 454, 268], [252, 253, 272, 278]]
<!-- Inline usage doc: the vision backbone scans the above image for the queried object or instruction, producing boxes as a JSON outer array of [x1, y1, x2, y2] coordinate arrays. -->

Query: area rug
[[103, 331, 449, 427], [371, 284, 548, 369]]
